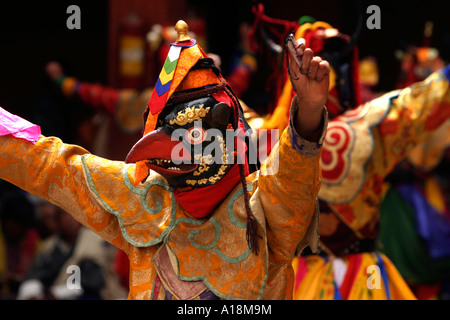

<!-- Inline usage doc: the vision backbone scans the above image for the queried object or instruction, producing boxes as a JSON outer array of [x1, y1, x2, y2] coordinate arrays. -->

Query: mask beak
[[125, 128, 197, 177]]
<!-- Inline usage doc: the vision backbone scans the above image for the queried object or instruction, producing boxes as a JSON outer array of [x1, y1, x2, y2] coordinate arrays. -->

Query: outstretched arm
[[0, 111, 131, 251], [45, 61, 118, 114], [371, 65, 450, 177]]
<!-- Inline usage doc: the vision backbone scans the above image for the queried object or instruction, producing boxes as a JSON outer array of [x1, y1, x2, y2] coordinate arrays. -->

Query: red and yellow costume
[[253, 18, 450, 300], [293, 70, 450, 299], [0, 22, 326, 300]]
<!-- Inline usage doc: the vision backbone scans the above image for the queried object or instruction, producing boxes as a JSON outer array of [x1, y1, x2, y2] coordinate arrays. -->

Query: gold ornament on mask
[[193, 154, 213, 176], [169, 105, 210, 126], [186, 136, 229, 186]]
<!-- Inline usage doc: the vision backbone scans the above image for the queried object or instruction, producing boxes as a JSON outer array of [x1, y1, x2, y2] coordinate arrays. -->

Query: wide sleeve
[[373, 65, 450, 176], [256, 96, 327, 262], [0, 131, 131, 251], [56, 76, 152, 133]]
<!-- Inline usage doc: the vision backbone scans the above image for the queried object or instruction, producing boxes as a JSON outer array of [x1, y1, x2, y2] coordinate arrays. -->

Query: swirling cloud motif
[[318, 99, 389, 204]]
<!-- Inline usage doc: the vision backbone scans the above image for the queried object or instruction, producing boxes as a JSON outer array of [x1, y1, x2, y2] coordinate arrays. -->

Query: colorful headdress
[[130, 21, 259, 253], [135, 21, 218, 182]]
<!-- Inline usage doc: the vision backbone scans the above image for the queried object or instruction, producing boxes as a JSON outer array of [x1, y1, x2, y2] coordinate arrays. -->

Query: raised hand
[[287, 37, 330, 136]]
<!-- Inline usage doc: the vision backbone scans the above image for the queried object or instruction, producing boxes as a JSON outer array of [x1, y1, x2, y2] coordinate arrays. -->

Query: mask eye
[[185, 126, 207, 145]]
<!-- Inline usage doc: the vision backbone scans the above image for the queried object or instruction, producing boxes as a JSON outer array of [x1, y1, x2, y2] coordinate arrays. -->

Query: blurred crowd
[[0, 181, 129, 300]]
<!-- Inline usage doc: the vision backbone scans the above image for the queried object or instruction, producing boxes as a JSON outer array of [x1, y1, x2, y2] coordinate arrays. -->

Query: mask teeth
[[148, 159, 175, 169]]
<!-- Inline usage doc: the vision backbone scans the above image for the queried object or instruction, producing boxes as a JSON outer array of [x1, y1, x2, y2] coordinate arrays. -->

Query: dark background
[[0, 0, 449, 143], [0, 1, 108, 142]]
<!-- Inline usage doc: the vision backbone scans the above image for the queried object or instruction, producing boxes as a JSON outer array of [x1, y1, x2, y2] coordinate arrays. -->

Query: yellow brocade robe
[[0, 97, 326, 300]]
